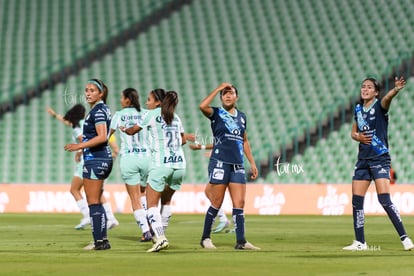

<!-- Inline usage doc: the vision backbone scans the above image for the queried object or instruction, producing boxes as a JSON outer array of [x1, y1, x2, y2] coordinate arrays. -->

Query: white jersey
[[110, 107, 150, 157], [139, 108, 186, 169], [72, 119, 84, 144]]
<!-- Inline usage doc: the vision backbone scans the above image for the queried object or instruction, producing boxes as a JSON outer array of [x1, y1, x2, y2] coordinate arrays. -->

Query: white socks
[[140, 195, 147, 210], [147, 207, 164, 238], [134, 208, 150, 233], [161, 205, 172, 231], [76, 198, 89, 220], [217, 208, 228, 223], [103, 202, 116, 221]]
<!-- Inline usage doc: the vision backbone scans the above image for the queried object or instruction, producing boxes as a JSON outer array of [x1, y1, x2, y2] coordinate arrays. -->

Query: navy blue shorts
[[83, 158, 113, 180], [352, 154, 390, 181], [208, 159, 246, 184]]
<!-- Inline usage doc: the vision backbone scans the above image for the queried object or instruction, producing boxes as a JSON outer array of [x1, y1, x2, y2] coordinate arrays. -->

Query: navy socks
[[233, 208, 246, 244], [352, 195, 365, 243], [353, 193, 408, 243], [89, 204, 107, 242], [201, 206, 219, 240], [378, 193, 407, 241]]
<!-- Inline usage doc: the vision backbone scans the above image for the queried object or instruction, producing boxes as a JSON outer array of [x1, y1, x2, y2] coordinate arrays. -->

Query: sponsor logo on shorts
[[234, 168, 245, 174], [378, 168, 388, 174], [212, 168, 224, 180]]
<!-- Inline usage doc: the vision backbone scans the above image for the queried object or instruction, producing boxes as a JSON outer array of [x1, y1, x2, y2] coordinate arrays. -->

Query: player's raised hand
[[394, 76, 406, 91]]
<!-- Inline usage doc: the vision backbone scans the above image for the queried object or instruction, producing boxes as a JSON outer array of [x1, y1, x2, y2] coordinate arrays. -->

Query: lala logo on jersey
[[163, 152, 183, 163]]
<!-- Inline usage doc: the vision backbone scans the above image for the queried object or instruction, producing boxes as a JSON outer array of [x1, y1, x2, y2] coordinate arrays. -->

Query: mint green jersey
[[139, 108, 186, 169], [110, 107, 150, 157], [72, 119, 84, 143]]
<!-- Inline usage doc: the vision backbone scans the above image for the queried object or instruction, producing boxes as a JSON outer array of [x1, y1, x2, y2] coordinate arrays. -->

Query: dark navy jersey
[[354, 99, 389, 159], [208, 107, 246, 164], [82, 101, 112, 160]]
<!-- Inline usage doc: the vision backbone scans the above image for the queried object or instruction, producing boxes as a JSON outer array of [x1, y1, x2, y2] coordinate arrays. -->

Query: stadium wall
[[1, 184, 414, 215]]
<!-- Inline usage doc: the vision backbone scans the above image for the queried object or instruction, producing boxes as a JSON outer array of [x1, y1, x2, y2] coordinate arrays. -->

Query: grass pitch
[[1, 213, 413, 275]]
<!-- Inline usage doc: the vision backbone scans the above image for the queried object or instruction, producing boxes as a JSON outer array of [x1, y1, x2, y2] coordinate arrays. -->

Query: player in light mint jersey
[[140, 108, 186, 170], [123, 90, 186, 252], [72, 119, 84, 179], [47, 104, 91, 229], [110, 88, 152, 242]]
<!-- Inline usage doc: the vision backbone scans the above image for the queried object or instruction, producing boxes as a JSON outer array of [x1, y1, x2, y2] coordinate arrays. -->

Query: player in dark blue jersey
[[65, 78, 113, 250], [343, 77, 414, 251], [199, 82, 259, 250]]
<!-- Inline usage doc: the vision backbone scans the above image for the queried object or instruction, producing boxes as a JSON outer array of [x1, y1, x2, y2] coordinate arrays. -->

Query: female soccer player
[[343, 77, 414, 251], [47, 105, 119, 230], [198, 83, 259, 250], [109, 88, 153, 242], [64, 78, 113, 250], [47, 104, 89, 229], [123, 90, 186, 252]]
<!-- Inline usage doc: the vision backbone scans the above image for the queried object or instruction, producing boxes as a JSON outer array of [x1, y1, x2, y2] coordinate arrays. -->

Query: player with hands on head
[[199, 82, 259, 250]]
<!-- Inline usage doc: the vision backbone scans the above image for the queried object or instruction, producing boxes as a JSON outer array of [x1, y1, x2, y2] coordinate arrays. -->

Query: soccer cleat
[[342, 240, 368, 251], [200, 238, 217, 249], [212, 221, 230, 233], [140, 231, 153, 243], [83, 240, 111, 250], [146, 236, 169, 252], [402, 237, 414, 251], [94, 239, 111, 250], [107, 219, 119, 230], [235, 241, 260, 250], [75, 218, 90, 230], [83, 242, 95, 250]]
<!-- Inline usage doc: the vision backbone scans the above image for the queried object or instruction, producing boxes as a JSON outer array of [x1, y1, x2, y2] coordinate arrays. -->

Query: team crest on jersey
[[232, 129, 241, 135], [370, 108, 375, 115]]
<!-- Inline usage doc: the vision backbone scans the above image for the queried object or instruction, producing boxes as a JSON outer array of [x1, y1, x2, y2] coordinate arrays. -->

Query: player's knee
[[352, 195, 364, 209], [232, 199, 245, 209], [377, 193, 392, 207]]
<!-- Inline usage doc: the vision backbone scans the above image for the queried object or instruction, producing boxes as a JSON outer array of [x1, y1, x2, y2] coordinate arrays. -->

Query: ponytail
[[161, 91, 178, 125]]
